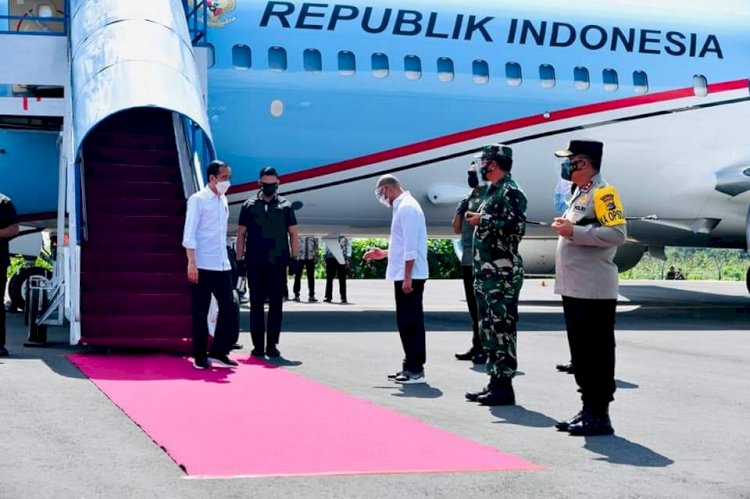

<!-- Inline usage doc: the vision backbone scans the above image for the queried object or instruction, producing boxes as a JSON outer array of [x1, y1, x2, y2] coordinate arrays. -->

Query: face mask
[[375, 187, 391, 207], [215, 180, 230, 195], [560, 159, 575, 181], [467, 171, 479, 188], [261, 182, 278, 196]]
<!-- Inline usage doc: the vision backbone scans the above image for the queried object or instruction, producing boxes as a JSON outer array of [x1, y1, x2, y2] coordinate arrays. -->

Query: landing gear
[[746, 266, 750, 295], [8, 266, 51, 312]]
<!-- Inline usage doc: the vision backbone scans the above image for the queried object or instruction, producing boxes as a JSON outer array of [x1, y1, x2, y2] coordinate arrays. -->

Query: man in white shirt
[[363, 175, 429, 384], [182, 160, 239, 370]]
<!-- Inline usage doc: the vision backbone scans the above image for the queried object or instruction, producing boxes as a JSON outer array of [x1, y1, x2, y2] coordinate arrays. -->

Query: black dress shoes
[[555, 410, 584, 431], [465, 384, 490, 402], [556, 362, 575, 373], [265, 346, 281, 358], [455, 350, 475, 361], [568, 414, 614, 436]]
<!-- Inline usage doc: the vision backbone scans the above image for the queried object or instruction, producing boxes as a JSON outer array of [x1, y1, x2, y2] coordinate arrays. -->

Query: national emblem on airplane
[[195, 0, 236, 28]]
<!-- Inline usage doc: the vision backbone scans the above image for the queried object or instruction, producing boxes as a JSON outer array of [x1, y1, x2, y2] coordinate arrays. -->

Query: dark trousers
[[0, 272, 6, 347], [191, 269, 239, 360], [562, 296, 617, 411], [461, 265, 482, 353], [394, 279, 426, 374], [324, 258, 347, 301], [293, 259, 316, 298], [247, 262, 286, 350]]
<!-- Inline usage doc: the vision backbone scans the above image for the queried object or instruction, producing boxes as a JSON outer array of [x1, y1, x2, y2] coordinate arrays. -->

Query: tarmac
[[1, 278, 748, 498]]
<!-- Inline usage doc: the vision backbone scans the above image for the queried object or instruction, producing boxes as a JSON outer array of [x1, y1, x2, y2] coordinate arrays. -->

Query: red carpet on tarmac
[[68, 354, 538, 478]]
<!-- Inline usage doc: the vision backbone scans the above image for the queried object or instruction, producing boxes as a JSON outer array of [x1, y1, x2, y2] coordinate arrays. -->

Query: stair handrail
[[182, 0, 208, 46], [174, 114, 203, 198]]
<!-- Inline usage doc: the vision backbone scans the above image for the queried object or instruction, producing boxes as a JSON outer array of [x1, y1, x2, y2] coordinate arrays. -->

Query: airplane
[[0, 0, 748, 346]]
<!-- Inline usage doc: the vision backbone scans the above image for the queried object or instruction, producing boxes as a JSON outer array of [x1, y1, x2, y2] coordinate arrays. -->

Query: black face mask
[[261, 182, 278, 196], [467, 171, 479, 188]]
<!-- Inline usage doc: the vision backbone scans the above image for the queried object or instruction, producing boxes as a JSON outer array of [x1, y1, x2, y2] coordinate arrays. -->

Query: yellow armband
[[594, 185, 625, 227]]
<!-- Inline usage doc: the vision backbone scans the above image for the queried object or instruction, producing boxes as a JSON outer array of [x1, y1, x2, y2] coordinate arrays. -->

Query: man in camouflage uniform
[[465, 144, 527, 406]]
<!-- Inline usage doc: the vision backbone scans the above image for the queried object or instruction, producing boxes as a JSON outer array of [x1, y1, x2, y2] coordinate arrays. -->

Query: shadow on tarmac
[[584, 435, 674, 467], [489, 405, 559, 428], [392, 383, 443, 399]]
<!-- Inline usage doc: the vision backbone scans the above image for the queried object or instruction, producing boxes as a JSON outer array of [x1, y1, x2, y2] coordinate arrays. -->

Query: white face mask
[[216, 180, 231, 195]]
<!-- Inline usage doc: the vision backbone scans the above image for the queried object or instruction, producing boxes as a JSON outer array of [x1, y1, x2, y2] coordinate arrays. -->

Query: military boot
[[568, 406, 614, 436], [555, 405, 587, 432], [465, 384, 490, 402], [476, 376, 516, 406]]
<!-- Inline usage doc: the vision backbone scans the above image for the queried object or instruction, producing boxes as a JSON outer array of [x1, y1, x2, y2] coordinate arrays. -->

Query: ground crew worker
[[236, 166, 299, 358], [464, 144, 527, 406], [0, 193, 19, 357], [551, 140, 626, 436], [451, 162, 487, 364]]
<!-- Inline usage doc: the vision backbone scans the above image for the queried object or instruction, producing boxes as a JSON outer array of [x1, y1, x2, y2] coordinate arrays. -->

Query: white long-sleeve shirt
[[386, 191, 428, 281], [182, 186, 231, 271]]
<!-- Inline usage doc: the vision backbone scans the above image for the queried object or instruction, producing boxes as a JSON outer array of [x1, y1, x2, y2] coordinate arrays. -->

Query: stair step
[[89, 132, 175, 150], [85, 179, 183, 199], [84, 146, 178, 166], [85, 214, 184, 235], [86, 164, 182, 182], [84, 232, 183, 252], [82, 271, 189, 293], [82, 252, 186, 272], [87, 197, 185, 217], [81, 292, 191, 316], [81, 314, 192, 340]]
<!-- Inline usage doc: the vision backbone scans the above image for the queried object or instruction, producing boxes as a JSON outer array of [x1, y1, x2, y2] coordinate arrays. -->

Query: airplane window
[[506, 62, 522, 87], [437, 57, 454, 82], [693, 75, 708, 97], [633, 71, 648, 94], [206, 43, 216, 69], [268, 46, 287, 72], [231, 44, 251, 70], [574, 66, 590, 90], [473, 59, 489, 85], [404, 55, 422, 81], [304, 49, 322, 74], [372, 53, 389, 79], [603, 68, 619, 92], [338, 51, 356, 76], [539, 64, 555, 88]]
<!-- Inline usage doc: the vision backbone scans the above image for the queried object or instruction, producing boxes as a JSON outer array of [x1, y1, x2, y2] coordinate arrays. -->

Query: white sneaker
[[394, 371, 426, 384]]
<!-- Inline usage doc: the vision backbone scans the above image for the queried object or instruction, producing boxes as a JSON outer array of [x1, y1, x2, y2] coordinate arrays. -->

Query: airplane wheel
[[746, 267, 750, 295], [8, 266, 51, 312]]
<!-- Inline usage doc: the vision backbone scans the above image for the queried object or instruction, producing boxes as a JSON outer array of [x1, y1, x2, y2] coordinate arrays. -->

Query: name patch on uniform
[[594, 186, 625, 226]]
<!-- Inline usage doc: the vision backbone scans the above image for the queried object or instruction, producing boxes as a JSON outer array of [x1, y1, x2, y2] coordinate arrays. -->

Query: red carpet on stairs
[[68, 354, 539, 478]]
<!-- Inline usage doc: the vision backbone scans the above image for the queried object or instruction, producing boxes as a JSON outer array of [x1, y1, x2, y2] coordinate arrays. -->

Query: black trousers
[[293, 259, 316, 298], [394, 279, 426, 373], [324, 258, 347, 301], [247, 262, 286, 350], [191, 269, 239, 360], [562, 296, 617, 411], [0, 271, 6, 347], [461, 265, 482, 353]]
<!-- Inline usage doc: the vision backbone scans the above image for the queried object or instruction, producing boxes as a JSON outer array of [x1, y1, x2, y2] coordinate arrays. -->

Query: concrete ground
[[0, 279, 748, 498]]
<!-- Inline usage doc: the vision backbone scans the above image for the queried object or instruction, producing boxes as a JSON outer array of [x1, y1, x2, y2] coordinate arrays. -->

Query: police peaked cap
[[555, 140, 604, 167], [479, 143, 513, 161]]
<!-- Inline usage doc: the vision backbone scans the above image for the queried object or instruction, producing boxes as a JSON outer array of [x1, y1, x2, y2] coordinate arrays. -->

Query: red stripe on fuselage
[[227, 79, 748, 195]]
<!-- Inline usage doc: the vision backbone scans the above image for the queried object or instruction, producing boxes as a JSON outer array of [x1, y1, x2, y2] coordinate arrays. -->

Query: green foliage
[[346, 238, 461, 279], [620, 248, 749, 281]]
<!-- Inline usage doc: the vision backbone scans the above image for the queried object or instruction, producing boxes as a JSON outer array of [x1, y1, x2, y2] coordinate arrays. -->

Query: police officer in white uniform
[[551, 140, 626, 436]]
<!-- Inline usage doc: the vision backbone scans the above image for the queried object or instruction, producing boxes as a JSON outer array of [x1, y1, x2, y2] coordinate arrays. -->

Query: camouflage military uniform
[[472, 173, 527, 379]]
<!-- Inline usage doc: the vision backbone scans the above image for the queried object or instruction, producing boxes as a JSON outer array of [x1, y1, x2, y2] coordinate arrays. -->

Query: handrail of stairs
[[174, 114, 204, 198], [182, 0, 208, 46]]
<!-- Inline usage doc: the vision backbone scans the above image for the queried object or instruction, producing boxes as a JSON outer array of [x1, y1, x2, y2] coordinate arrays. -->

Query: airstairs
[[0, 0, 214, 350]]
